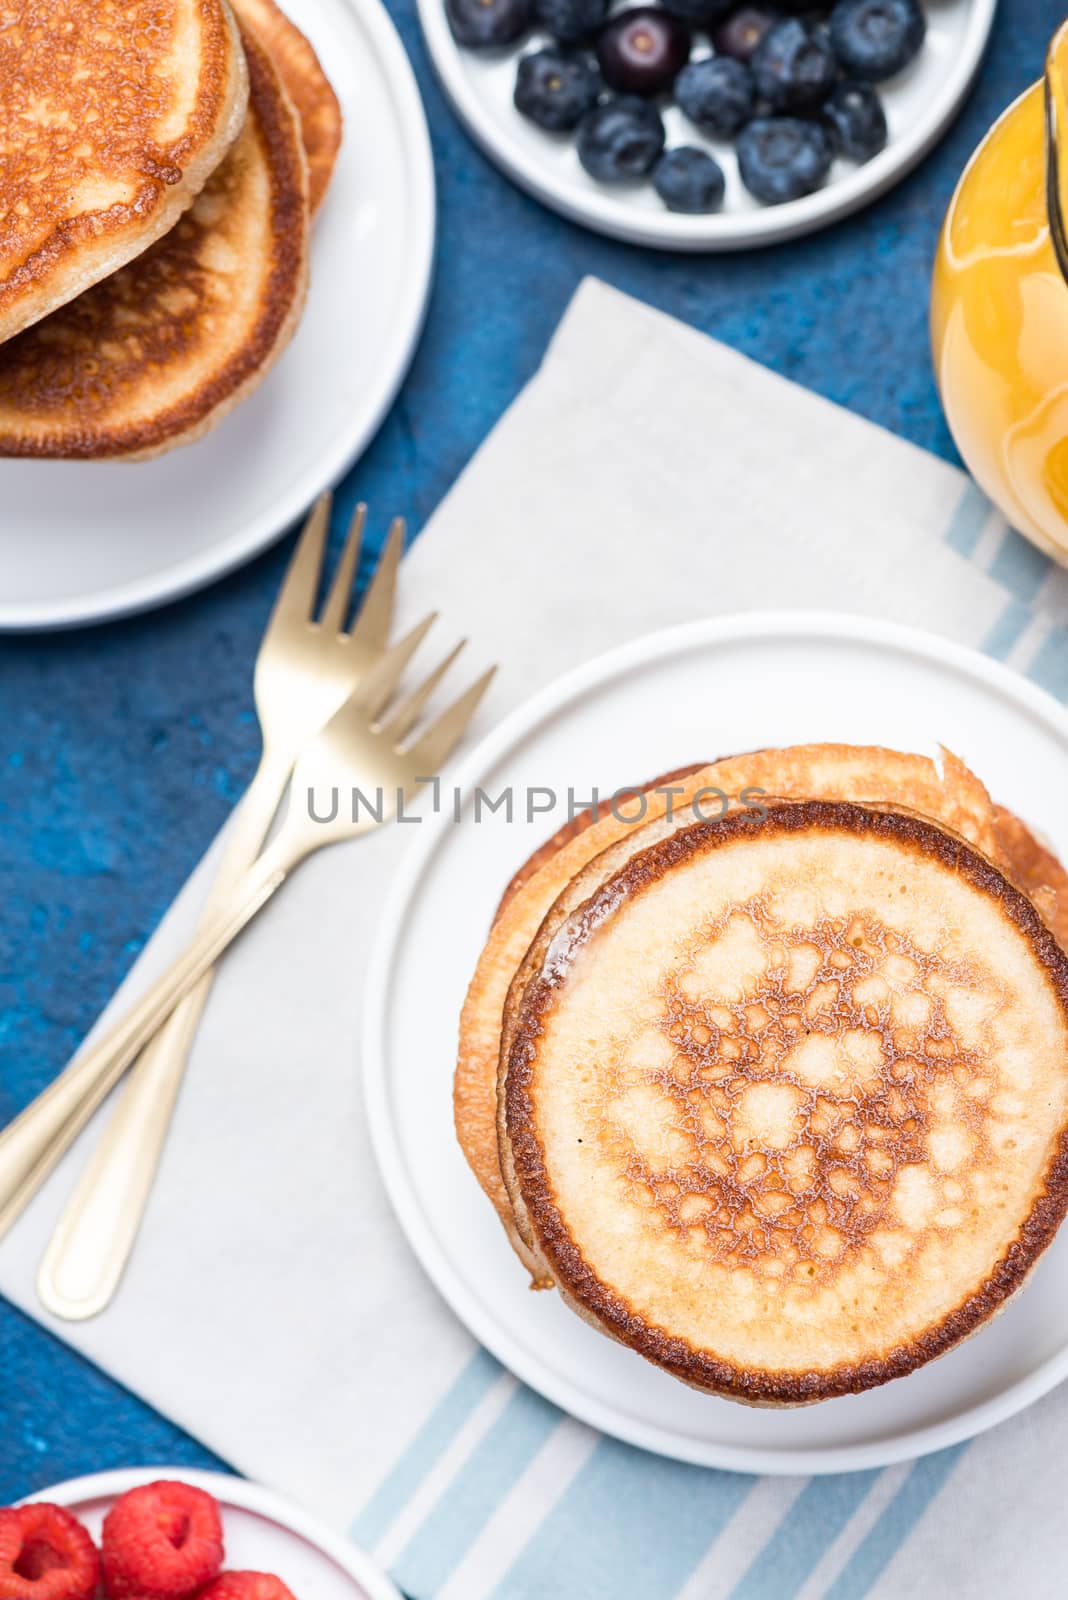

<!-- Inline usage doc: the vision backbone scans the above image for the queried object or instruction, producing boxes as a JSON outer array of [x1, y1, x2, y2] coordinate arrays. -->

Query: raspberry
[[199, 1576, 296, 1600], [101, 1482, 223, 1599], [0, 1503, 100, 1600]]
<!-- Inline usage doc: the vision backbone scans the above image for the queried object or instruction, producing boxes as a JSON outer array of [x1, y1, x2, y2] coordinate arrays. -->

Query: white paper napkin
[[6, 280, 1068, 1600]]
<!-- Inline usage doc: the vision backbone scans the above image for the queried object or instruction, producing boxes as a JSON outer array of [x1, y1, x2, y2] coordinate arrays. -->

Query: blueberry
[[514, 48, 602, 128], [828, 0, 925, 82], [660, 0, 734, 22], [596, 8, 691, 96], [532, 0, 608, 43], [736, 114, 833, 202], [576, 95, 666, 180], [653, 146, 726, 211], [712, 5, 782, 62], [446, 0, 531, 47], [821, 79, 886, 159], [675, 57, 754, 138], [752, 18, 836, 108]]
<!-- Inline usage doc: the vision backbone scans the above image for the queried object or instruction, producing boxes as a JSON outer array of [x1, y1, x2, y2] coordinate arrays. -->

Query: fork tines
[[270, 495, 407, 643], [401, 660, 497, 771]]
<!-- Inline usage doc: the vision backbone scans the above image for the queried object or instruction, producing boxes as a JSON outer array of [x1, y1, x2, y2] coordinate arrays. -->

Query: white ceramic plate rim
[[16, 1467, 402, 1600], [0, 0, 435, 633], [364, 609, 1068, 1475], [416, 0, 997, 249]]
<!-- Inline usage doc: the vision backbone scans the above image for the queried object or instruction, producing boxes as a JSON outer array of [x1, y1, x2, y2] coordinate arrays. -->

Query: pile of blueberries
[[445, 0, 926, 212]]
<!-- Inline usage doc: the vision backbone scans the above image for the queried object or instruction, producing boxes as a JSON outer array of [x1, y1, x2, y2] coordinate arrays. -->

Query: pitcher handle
[[1046, 19, 1068, 283]]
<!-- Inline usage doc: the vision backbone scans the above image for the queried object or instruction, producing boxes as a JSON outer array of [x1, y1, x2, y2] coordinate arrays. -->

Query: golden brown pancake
[[0, 0, 249, 344], [495, 749, 1025, 1267], [0, 23, 309, 460], [459, 750, 1068, 1293], [503, 802, 1068, 1403], [234, 0, 342, 212], [455, 744, 1010, 1271]]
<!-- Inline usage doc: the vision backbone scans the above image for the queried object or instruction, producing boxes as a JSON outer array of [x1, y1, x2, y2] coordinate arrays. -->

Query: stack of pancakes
[[0, 0, 340, 459], [457, 746, 1068, 1404]]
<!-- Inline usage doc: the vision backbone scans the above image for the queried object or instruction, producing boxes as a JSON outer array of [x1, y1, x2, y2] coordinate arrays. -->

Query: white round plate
[[18, 1468, 401, 1600], [0, 0, 435, 631], [418, 0, 995, 249], [365, 611, 1068, 1475]]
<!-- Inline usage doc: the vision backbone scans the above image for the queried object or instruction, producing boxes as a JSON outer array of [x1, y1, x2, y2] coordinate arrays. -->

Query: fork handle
[[0, 840, 293, 1243], [34, 750, 291, 1317]]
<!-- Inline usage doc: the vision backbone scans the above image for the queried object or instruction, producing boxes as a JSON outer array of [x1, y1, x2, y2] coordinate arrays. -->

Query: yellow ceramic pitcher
[[931, 20, 1068, 561]]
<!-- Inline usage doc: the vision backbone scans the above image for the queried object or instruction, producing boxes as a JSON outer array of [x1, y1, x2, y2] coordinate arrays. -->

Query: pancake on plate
[[456, 744, 1068, 1400], [235, 0, 342, 212], [0, 0, 249, 344], [457, 744, 1011, 1268], [502, 800, 1068, 1404], [0, 22, 309, 460]]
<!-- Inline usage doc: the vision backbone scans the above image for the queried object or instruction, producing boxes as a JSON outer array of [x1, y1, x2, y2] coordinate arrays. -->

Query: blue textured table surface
[[0, 0, 1048, 1503]]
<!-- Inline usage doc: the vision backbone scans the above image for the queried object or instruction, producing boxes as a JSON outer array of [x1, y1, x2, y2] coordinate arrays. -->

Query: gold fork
[[0, 635, 494, 1283], [0, 496, 402, 1294]]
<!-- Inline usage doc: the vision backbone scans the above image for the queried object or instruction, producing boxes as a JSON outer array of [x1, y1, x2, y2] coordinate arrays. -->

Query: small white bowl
[[17, 1468, 400, 1600], [417, 0, 998, 249]]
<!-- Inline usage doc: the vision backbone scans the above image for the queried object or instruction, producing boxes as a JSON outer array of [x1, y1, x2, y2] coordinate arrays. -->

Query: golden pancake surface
[[456, 745, 1068, 1401], [0, 22, 309, 460], [503, 802, 1068, 1403], [0, 0, 249, 344]]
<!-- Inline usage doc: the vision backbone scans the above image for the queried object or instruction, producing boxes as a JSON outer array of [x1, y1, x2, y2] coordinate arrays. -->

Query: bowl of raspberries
[[421, 0, 997, 246], [1, 1473, 400, 1600]]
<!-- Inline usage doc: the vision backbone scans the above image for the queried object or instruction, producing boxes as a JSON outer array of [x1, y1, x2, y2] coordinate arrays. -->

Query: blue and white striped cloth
[[352, 1347, 968, 1599], [944, 484, 1068, 687], [5, 281, 1068, 1599]]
